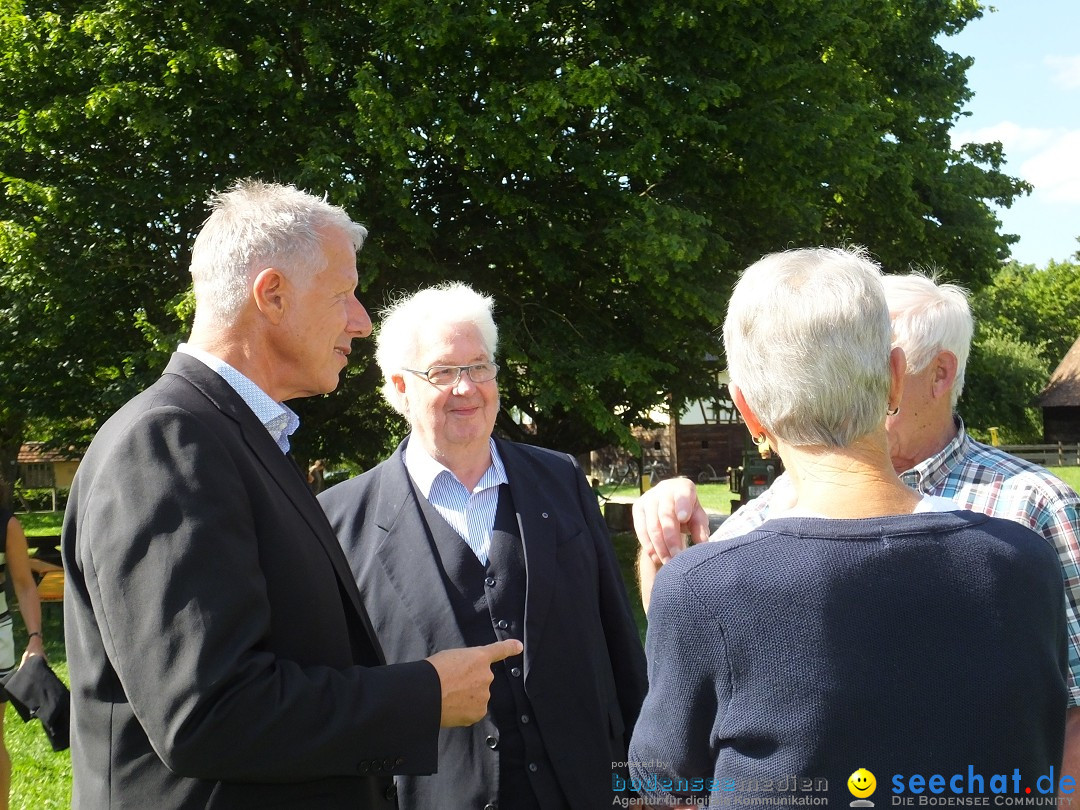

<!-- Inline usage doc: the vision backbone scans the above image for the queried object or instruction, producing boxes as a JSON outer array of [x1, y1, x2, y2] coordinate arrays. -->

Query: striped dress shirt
[[404, 436, 509, 565]]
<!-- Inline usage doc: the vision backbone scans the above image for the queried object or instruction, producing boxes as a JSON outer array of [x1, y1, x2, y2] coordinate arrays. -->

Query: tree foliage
[[962, 258, 1080, 442], [0, 0, 1029, 472], [970, 259, 1080, 369], [960, 326, 1049, 444]]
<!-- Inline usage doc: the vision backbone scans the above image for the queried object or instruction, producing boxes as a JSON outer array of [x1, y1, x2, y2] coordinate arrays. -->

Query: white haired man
[[635, 271, 1080, 776], [63, 180, 521, 809], [320, 282, 648, 810]]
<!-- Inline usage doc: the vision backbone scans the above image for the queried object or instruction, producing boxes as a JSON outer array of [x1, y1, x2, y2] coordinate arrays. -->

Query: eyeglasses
[[403, 363, 500, 386]]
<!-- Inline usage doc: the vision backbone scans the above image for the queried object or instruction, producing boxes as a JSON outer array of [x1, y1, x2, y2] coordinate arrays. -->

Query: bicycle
[[603, 459, 638, 487], [645, 459, 671, 487], [696, 463, 727, 484]]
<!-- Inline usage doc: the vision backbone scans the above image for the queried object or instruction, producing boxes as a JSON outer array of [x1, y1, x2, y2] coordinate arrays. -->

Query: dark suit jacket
[[62, 353, 442, 809], [319, 437, 648, 810]]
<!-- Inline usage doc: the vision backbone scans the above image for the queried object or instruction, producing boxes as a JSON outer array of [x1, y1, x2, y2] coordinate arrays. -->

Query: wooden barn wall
[[1043, 407, 1080, 444]]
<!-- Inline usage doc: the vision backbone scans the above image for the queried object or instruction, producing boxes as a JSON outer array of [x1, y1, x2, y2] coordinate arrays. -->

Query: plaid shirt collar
[[899, 415, 968, 492]]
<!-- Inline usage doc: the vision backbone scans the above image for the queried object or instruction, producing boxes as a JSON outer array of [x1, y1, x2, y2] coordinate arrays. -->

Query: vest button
[[528, 762, 539, 772], [486, 735, 499, 749], [520, 714, 530, 724], [384, 784, 398, 800], [496, 619, 509, 630], [484, 804, 498, 810], [485, 576, 496, 587]]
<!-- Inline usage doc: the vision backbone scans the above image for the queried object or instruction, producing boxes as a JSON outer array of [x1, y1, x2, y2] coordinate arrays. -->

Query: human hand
[[632, 477, 710, 564], [21, 632, 46, 665], [427, 639, 524, 727]]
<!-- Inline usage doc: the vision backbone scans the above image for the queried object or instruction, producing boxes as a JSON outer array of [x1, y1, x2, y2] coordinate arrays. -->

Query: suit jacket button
[[357, 761, 370, 774], [496, 619, 509, 630], [383, 758, 396, 770], [486, 735, 499, 749], [395, 756, 406, 766], [484, 804, 498, 810], [485, 576, 496, 587], [510, 666, 522, 677], [384, 784, 398, 800]]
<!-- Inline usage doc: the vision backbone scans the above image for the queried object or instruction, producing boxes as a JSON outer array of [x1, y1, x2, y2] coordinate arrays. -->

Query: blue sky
[[947, 0, 1080, 266]]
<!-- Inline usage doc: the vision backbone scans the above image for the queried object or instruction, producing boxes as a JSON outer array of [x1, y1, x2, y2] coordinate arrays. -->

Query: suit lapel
[[371, 447, 468, 650], [497, 439, 558, 680], [163, 354, 372, 628]]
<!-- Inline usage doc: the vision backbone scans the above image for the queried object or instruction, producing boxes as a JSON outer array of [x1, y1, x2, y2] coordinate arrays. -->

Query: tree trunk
[[0, 419, 23, 511]]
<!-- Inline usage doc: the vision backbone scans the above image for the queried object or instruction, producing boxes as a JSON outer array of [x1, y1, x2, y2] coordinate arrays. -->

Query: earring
[[886, 405, 900, 416], [752, 432, 768, 446]]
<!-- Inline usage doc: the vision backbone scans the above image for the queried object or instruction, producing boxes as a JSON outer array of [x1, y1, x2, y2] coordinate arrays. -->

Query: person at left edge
[[62, 180, 522, 810], [320, 282, 648, 810], [0, 506, 46, 810]]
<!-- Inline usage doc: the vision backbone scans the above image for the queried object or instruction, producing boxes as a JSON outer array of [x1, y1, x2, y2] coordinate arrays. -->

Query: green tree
[[971, 259, 1080, 368], [960, 327, 1050, 444], [0, 0, 1029, 476], [961, 258, 1080, 442]]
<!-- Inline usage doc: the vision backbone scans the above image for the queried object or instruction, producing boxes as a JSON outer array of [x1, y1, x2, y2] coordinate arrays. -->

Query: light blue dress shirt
[[404, 436, 508, 565], [177, 343, 300, 454]]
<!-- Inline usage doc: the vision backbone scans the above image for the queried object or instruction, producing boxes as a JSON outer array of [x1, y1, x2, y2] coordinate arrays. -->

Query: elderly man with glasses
[[319, 282, 647, 810]]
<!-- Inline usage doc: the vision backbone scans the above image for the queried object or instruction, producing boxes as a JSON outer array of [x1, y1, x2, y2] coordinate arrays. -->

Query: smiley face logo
[[848, 768, 877, 798]]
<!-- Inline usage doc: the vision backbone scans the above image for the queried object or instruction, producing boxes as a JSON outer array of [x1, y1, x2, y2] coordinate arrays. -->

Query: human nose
[[347, 295, 372, 338], [450, 368, 478, 394]]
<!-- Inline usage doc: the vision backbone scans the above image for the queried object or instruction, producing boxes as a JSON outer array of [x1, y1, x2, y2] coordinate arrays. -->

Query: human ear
[[931, 350, 958, 401], [887, 346, 907, 412], [732, 385, 767, 441], [252, 268, 287, 324]]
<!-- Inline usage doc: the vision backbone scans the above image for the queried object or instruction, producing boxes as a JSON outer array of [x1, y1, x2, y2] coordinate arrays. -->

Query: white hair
[[882, 273, 973, 408], [375, 282, 499, 415], [723, 246, 893, 448], [188, 178, 368, 325]]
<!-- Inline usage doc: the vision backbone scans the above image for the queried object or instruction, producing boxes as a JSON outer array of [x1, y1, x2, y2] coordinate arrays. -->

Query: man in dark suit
[[62, 180, 521, 809], [319, 282, 648, 810]]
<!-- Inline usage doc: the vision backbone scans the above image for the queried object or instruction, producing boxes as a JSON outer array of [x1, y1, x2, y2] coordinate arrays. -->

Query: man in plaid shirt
[[635, 273, 1080, 772]]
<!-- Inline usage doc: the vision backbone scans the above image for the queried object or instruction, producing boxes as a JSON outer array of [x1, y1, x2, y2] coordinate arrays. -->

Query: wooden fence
[[999, 443, 1080, 467]]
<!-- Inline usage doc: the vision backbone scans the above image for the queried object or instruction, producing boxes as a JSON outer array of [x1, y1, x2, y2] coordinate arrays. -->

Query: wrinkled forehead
[[409, 320, 491, 366]]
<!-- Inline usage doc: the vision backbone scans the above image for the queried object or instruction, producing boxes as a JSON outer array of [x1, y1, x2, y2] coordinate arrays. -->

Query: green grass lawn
[[1052, 466, 1080, 492], [15, 512, 63, 537], [600, 480, 735, 515], [608, 466, 1080, 514]]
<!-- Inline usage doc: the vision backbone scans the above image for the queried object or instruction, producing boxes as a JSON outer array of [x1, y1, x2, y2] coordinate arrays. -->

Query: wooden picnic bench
[[28, 555, 65, 602]]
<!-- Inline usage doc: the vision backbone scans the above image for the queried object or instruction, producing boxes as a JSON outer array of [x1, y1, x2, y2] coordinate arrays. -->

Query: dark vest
[[418, 485, 570, 810]]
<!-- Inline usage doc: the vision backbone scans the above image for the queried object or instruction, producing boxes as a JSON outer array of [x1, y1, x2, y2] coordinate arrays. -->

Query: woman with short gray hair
[[628, 246, 1066, 806]]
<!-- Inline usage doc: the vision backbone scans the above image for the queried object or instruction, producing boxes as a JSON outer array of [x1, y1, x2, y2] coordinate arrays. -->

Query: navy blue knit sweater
[[628, 510, 1067, 807]]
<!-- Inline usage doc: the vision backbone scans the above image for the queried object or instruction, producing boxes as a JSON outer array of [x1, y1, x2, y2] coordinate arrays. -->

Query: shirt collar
[[404, 436, 508, 496], [900, 415, 969, 491], [177, 343, 300, 453]]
